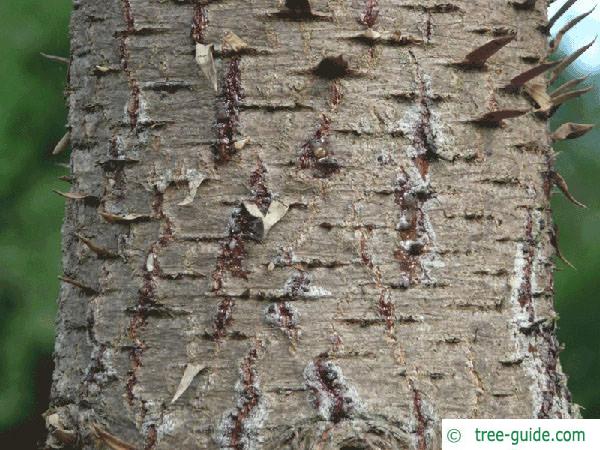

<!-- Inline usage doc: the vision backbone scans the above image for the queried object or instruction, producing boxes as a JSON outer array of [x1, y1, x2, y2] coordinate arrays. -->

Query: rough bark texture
[[48, 1, 577, 449]]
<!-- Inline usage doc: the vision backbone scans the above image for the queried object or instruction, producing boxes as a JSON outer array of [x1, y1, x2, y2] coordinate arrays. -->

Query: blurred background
[[0, 0, 597, 447]]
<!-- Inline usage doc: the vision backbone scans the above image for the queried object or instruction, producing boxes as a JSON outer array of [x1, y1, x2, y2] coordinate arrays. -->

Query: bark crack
[[119, 0, 140, 129], [215, 343, 266, 450]]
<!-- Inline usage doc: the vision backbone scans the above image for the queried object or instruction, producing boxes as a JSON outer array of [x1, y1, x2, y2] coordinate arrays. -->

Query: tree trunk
[[47, 0, 578, 449]]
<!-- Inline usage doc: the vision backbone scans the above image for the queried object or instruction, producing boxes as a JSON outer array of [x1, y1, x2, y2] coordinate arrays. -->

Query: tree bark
[[47, 0, 578, 449]]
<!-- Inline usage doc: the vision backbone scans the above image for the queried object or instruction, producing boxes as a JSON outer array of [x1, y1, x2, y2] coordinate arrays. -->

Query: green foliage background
[[0, 0, 598, 444], [0, 0, 71, 436]]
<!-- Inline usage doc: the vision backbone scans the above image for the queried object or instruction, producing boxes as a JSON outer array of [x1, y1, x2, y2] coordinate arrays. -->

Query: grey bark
[[47, 0, 578, 449]]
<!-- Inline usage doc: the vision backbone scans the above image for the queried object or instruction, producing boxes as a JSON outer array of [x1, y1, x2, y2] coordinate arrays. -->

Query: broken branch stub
[[510, 0, 536, 10], [313, 55, 349, 79]]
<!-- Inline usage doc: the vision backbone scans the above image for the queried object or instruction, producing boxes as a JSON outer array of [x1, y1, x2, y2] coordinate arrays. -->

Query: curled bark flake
[[94, 64, 121, 75], [76, 233, 118, 259], [355, 27, 382, 42], [457, 35, 515, 68], [471, 109, 529, 126], [92, 424, 136, 450], [524, 80, 553, 111], [551, 123, 594, 141], [177, 170, 206, 206], [549, 38, 596, 84], [46, 413, 77, 446], [549, 6, 595, 53], [53, 190, 99, 204], [233, 137, 250, 151], [59, 275, 99, 295], [547, 0, 580, 31], [171, 363, 205, 404], [52, 131, 70, 155], [40, 52, 69, 65], [505, 60, 560, 89], [242, 199, 289, 239], [100, 211, 152, 224], [222, 31, 249, 55], [550, 86, 593, 108], [550, 172, 587, 208], [550, 225, 576, 269], [550, 76, 588, 98], [196, 43, 218, 93]]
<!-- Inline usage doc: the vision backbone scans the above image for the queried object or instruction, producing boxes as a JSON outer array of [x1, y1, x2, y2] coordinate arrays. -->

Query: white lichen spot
[[137, 93, 151, 126], [146, 252, 155, 272], [283, 271, 331, 299]]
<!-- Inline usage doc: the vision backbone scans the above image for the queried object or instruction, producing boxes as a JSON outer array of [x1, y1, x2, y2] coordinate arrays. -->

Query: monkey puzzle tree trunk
[[47, 0, 579, 449]]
